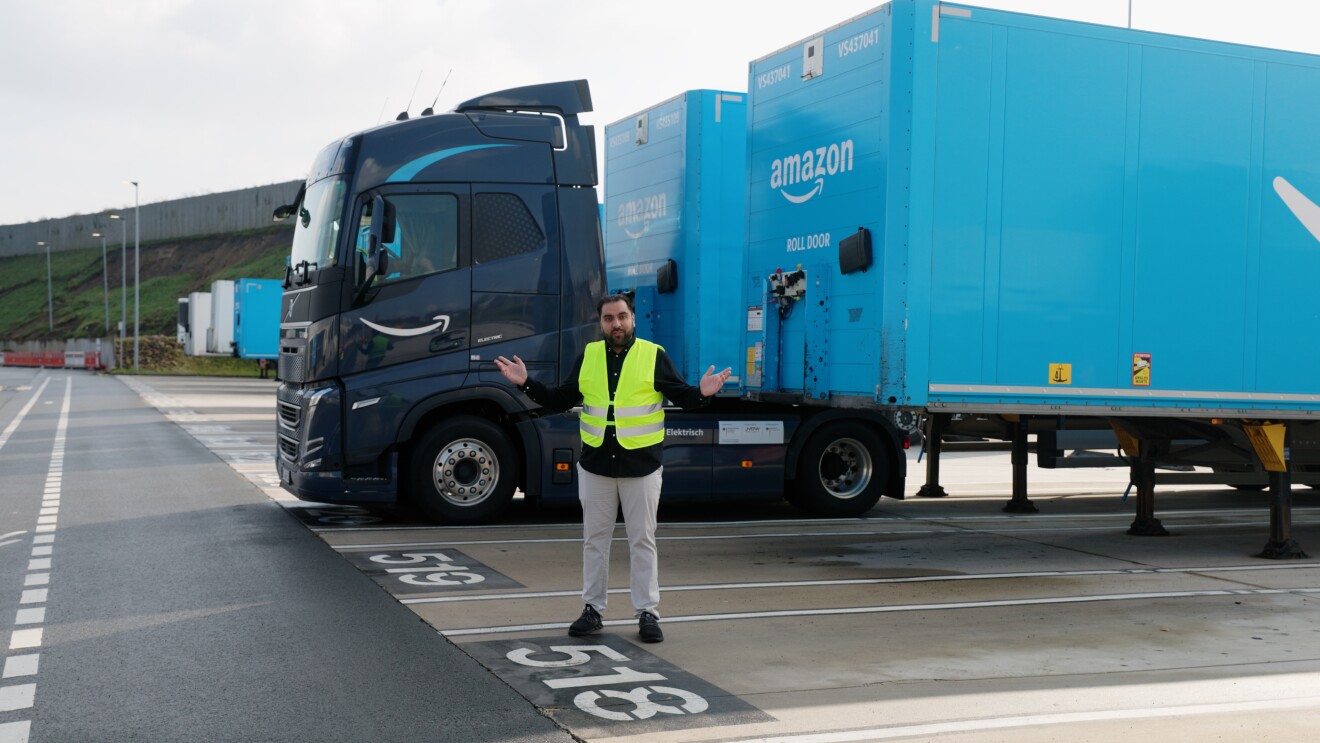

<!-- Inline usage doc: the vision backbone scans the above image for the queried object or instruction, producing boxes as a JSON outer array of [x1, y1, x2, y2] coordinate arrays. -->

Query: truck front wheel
[[791, 421, 886, 517], [410, 416, 518, 525]]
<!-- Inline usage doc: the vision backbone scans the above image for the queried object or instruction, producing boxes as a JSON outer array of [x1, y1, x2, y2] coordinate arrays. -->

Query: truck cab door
[[340, 186, 471, 385], [468, 185, 561, 383]]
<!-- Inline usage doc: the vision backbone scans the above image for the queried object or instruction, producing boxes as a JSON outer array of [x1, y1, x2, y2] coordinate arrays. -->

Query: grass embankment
[[2, 227, 292, 375]]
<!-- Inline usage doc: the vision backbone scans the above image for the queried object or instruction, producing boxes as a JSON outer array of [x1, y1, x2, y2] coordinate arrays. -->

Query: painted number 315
[[506, 645, 709, 722], [369, 552, 484, 586]]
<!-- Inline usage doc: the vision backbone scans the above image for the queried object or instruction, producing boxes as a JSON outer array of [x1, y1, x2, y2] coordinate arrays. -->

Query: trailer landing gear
[[1126, 438, 1168, 536], [1259, 463, 1308, 559], [1002, 416, 1037, 514], [916, 414, 948, 498]]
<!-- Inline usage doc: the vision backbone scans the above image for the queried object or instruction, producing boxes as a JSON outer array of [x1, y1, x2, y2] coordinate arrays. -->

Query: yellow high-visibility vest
[[578, 339, 664, 449]]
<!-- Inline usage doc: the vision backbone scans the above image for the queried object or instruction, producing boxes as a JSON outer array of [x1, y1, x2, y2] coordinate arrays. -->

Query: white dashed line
[[0, 722, 32, 743], [1, 376, 69, 743], [0, 684, 35, 712], [1, 655, 38, 679], [6, 630, 41, 651]]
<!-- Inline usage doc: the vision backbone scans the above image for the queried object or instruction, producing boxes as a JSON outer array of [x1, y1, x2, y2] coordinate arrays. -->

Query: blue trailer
[[738, 0, 1320, 550], [604, 89, 748, 384], [233, 278, 281, 360], [745, 0, 1320, 417]]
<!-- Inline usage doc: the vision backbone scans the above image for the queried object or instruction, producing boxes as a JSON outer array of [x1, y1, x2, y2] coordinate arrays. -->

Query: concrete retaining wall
[[1, 180, 303, 258]]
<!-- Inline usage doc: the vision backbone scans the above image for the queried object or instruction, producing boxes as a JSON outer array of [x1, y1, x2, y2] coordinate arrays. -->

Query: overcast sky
[[2, 0, 1316, 226]]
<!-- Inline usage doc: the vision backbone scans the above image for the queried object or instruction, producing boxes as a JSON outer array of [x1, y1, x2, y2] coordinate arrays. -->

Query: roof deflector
[[455, 79, 593, 116]]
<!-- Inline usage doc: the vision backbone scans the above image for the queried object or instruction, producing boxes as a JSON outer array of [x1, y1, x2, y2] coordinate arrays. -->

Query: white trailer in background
[[207, 279, 235, 355], [185, 291, 212, 357], [176, 298, 189, 345]]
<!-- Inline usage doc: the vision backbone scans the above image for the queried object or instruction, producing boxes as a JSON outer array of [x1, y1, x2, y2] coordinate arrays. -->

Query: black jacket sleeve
[[519, 353, 584, 412], [654, 349, 710, 411]]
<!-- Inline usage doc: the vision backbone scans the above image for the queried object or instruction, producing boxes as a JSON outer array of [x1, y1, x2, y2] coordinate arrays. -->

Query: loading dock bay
[[131, 375, 1320, 742]]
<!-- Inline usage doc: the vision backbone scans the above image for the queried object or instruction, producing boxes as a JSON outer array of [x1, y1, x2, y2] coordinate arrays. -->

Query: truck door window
[[473, 193, 545, 264], [358, 193, 460, 283]]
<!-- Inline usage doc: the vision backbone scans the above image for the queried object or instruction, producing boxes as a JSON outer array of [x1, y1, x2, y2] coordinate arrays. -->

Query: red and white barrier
[[0, 351, 104, 370]]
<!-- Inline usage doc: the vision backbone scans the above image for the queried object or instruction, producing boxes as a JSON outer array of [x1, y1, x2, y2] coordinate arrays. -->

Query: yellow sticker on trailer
[[1132, 353, 1151, 387], [1048, 363, 1071, 385]]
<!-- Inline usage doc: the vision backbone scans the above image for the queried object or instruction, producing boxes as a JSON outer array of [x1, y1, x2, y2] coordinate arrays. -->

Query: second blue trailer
[[744, 0, 1320, 418]]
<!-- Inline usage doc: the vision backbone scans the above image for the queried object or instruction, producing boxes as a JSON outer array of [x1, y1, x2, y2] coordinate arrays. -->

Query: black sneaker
[[568, 604, 603, 637], [638, 611, 663, 643]]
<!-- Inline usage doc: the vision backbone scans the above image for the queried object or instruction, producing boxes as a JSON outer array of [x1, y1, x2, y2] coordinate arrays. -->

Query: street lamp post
[[37, 241, 53, 331], [110, 214, 125, 336], [93, 231, 109, 334], [127, 180, 141, 371]]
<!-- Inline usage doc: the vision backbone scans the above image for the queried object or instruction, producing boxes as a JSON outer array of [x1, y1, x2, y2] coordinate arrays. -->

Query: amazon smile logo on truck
[[770, 139, 854, 204]]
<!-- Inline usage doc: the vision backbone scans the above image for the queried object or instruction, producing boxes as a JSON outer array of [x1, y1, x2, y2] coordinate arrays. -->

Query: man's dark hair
[[596, 292, 634, 315]]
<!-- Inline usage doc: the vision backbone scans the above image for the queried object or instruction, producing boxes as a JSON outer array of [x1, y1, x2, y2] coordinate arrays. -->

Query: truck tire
[[791, 421, 886, 517], [410, 416, 518, 525]]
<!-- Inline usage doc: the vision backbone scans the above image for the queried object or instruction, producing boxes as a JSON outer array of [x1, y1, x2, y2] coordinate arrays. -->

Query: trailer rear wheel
[[792, 421, 886, 517], [410, 416, 518, 525]]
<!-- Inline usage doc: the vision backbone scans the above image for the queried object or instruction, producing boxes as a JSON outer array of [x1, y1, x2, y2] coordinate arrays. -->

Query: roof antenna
[[376, 96, 390, 124], [421, 69, 452, 116], [397, 69, 423, 121]]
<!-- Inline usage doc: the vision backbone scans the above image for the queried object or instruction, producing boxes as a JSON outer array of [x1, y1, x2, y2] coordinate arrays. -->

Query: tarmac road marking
[[6, 630, 41, 650], [736, 694, 1320, 742], [440, 586, 1320, 636], [401, 561, 1320, 605], [0, 376, 49, 452], [330, 517, 1320, 550], [0, 684, 35, 712], [465, 635, 770, 735], [340, 549, 524, 593], [0, 376, 69, 743], [1, 655, 38, 679]]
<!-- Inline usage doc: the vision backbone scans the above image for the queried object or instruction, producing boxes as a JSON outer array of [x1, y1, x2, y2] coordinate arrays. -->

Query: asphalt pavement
[[0, 367, 575, 742], [5, 368, 1320, 742]]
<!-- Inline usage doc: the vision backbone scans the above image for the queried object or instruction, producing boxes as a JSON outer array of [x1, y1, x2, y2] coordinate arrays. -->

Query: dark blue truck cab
[[275, 81, 606, 523]]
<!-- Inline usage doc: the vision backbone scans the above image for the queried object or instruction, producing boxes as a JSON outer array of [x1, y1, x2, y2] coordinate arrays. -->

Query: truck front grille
[[277, 401, 300, 429], [278, 433, 299, 461]]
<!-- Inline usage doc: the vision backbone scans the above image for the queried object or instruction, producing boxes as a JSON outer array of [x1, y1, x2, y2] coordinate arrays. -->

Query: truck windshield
[[289, 176, 347, 269]]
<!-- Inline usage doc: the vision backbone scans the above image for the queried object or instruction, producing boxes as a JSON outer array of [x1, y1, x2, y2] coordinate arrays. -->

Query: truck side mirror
[[369, 193, 397, 248], [355, 194, 397, 304], [272, 183, 306, 222], [363, 194, 397, 281]]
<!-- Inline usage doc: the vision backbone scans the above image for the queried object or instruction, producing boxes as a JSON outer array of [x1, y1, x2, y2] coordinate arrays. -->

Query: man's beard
[[604, 327, 634, 351]]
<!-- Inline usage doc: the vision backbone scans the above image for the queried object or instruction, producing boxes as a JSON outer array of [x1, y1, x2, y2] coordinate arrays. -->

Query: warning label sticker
[[1048, 363, 1072, 385], [1132, 353, 1151, 387]]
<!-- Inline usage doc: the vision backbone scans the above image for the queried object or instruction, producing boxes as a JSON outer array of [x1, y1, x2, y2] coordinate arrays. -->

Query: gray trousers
[[577, 464, 663, 618]]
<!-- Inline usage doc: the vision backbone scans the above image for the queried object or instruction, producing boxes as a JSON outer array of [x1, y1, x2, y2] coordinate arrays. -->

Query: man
[[494, 293, 730, 643]]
